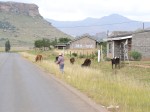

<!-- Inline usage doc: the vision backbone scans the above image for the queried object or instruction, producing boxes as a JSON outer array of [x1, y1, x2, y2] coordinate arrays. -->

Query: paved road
[[0, 53, 105, 112]]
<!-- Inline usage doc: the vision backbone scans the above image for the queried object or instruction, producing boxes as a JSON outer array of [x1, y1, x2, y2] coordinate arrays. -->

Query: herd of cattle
[[35, 54, 120, 69]]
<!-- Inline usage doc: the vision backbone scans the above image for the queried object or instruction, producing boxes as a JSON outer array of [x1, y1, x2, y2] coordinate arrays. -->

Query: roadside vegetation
[[20, 50, 150, 112]]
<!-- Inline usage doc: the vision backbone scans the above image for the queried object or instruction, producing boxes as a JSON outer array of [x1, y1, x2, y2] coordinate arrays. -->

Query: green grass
[[20, 50, 150, 112]]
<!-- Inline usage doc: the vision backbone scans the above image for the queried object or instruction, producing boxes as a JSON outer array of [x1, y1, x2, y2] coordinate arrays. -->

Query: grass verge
[[20, 51, 150, 112]]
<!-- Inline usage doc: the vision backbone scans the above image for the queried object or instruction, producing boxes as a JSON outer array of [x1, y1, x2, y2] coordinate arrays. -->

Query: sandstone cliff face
[[0, 1, 41, 17]]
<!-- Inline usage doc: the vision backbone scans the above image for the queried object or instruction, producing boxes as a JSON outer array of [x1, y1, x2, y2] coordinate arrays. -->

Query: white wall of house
[[70, 37, 96, 49]]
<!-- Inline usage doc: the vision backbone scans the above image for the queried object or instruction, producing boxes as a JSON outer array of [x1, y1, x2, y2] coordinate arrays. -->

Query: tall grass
[[20, 52, 150, 112]]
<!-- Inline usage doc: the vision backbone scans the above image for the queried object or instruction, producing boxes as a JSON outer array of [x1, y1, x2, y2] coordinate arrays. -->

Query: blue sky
[[0, 0, 150, 21]]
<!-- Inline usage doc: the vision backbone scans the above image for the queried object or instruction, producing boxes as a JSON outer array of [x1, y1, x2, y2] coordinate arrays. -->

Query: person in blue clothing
[[56, 53, 64, 73]]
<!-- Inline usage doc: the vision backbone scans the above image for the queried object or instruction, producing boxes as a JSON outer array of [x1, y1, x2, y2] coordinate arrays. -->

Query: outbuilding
[[106, 30, 150, 60]]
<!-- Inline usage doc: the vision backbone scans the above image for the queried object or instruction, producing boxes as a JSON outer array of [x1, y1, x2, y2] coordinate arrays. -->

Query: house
[[107, 33, 132, 60], [69, 35, 99, 49], [106, 30, 150, 60]]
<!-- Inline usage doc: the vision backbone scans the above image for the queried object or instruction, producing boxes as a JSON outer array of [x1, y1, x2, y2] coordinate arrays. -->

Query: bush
[[89, 54, 96, 59], [79, 54, 85, 58], [130, 51, 142, 61], [72, 53, 78, 57]]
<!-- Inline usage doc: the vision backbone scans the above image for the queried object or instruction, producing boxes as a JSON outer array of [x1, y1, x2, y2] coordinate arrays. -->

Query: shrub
[[72, 53, 78, 57], [79, 54, 85, 58], [89, 54, 95, 59], [130, 51, 142, 61]]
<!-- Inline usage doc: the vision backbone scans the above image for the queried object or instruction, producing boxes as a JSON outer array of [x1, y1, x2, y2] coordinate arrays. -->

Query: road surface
[[0, 53, 106, 112]]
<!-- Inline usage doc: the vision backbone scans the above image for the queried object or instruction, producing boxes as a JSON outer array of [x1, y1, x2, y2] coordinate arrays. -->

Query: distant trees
[[34, 38, 51, 50], [58, 37, 71, 43], [34, 37, 71, 50], [50, 38, 58, 47], [5, 40, 11, 52]]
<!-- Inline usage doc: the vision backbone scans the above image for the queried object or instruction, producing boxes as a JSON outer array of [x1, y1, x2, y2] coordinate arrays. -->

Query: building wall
[[132, 31, 150, 59], [70, 37, 96, 49], [107, 41, 113, 58]]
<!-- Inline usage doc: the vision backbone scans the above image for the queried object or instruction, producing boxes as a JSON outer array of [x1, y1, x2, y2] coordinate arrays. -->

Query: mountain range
[[46, 14, 150, 37]]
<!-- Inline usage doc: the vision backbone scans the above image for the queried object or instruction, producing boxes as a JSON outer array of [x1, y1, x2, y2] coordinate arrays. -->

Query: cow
[[70, 57, 75, 64], [81, 59, 91, 67], [111, 57, 120, 69], [35, 54, 43, 62], [55, 56, 59, 62]]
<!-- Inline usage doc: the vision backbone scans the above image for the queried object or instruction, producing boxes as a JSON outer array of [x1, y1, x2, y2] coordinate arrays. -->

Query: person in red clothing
[[56, 53, 64, 73]]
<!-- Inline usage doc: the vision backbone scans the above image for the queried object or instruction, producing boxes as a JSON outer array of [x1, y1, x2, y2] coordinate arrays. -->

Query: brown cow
[[35, 54, 43, 62], [70, 57, 75, 64]]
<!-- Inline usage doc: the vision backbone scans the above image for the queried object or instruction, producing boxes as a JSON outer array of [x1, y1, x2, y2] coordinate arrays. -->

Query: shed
[[55, 43, 69, 49], [106, 30, 150, 60]]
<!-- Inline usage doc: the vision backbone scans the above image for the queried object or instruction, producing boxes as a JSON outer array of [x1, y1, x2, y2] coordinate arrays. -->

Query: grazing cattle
[[81, 59, 91, 67], [111, 57, 120, 69], [55, 56, 59, 62], [70, 57, 75, 64], [35, 54, 43, 62]]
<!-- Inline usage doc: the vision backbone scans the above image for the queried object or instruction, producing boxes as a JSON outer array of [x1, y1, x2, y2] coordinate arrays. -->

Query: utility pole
[[143, 22, 145, 30], [107, 30, 109, 37]]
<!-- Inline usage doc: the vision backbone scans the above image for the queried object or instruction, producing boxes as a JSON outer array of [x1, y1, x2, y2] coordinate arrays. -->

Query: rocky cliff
[[0, 2, 71, 47], [0, 1, 41, 17]]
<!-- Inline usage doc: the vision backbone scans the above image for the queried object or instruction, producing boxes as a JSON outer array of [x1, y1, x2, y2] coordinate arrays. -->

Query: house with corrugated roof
[[69, 35, 99, 49], [106, 30, 150, 60]]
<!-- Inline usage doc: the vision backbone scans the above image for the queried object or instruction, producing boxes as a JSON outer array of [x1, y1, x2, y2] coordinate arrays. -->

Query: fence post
[[98, 50, 101, 62]]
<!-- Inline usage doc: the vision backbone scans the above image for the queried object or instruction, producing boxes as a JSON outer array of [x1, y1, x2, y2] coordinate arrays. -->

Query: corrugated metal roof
[[70, 35, 99, 43], [107, 35, 132, 41]]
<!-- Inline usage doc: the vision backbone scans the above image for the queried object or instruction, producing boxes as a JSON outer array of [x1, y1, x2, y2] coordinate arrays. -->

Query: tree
[[5, 40, 11, 52], [34, 38, 51, 50], [58, 37, 71, 43], [34, 39, 43, 48], [42, 38, 51, 50], [50, 38, 58, 47]]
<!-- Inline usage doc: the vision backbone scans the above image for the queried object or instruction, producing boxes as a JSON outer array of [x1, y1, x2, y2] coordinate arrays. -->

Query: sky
[[0, 0, 150, 22]]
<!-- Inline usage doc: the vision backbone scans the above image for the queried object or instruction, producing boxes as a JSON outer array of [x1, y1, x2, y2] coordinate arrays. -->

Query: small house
[[69, 35, 99, 49], [106, 30, 150, 60]]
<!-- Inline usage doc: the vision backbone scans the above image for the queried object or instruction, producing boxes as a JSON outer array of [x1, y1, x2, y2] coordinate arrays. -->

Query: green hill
[[0, 12, 71, 47]]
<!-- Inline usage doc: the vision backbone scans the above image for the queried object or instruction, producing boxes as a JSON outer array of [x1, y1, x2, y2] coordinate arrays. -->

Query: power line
[[55, 21, 141, 28], [0, 21, 144, 29]]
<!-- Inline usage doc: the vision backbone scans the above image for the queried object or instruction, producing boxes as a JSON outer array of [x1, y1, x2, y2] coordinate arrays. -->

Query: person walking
[[56, 53, 64, 73]]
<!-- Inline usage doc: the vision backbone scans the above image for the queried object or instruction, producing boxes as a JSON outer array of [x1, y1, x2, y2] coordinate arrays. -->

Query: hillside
[[0, 2, 71, 47], [47, 14, 150, 36]]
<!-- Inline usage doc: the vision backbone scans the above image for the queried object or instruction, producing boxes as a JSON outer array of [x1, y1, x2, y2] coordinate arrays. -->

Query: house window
[[108, 43, 112, 53]]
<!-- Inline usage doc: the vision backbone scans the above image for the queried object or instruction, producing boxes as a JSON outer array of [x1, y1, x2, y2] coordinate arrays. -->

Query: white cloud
[[0, 0, 150, 21]]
